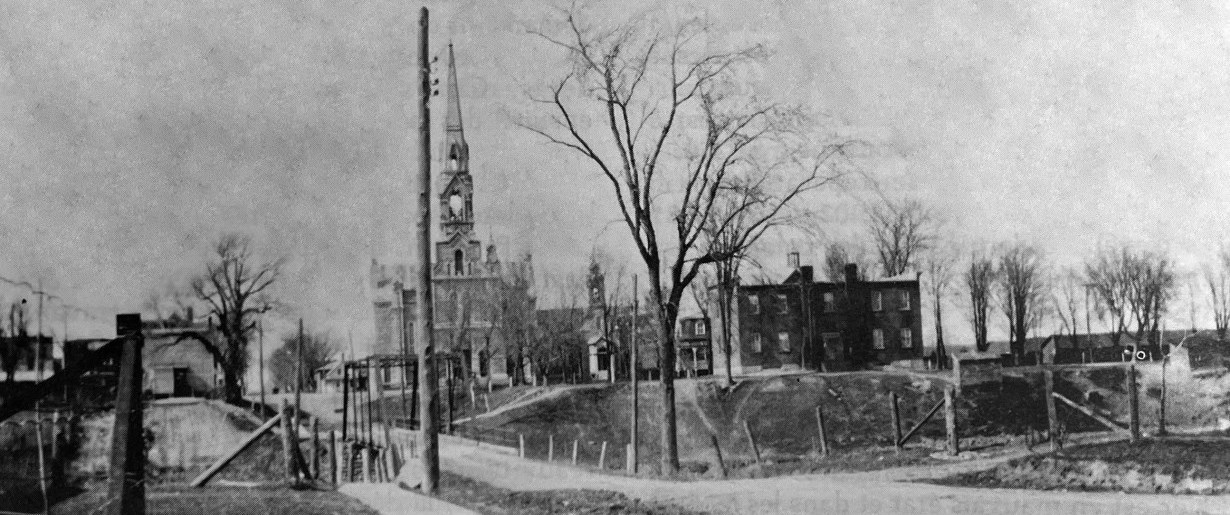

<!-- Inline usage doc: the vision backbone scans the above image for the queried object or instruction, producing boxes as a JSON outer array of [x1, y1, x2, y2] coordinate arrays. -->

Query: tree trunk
[[718, 283, 735, 386], [650, 274, 681, 475], [933, 293, 946, 370], [221, 362, 243, 404]]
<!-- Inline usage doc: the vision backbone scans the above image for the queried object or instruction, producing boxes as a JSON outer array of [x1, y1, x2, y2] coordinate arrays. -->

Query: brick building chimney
[[844, 263, 860, 284]]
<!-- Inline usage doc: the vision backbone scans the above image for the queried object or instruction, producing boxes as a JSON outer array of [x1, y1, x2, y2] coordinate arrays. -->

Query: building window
[[899, 290, 910, 311], [778, 332, 790, 353], [695, 320, 706, 335], [749, 295, 760, 314], [873, 329, 885, 349], [597, 346, 610, 371], [872, 291, 883, 312], [776, 294, 788, 314], [381, 364, 392, 384], [751, 333, 763, 353], [900, 328, 913, 348], [822, 333, 841, 361], [454, 249, 464, 275], [823, 292, 836, 313], [449, 144, 460, 169]]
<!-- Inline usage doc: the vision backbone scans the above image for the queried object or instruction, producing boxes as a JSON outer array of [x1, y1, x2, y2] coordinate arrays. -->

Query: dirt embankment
[[461, 371, 1106, 472], [74, 399, 295, 483]]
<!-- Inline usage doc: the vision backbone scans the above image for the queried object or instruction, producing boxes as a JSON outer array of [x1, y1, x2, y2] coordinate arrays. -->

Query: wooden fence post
[[1128, 364, 1140, 442], [51, 410, 60, 461], [572, 440, 579, 465], [944, 387, 959, 456], [281, 399, 298, 483], [625, 443, 633, 473], [518, 434, 525, 458], [548, 434, 554, 462], [710, 434, 727, 479], [742, 420, 761, 464], [384, 446, 394, 480], [310, 417, 319, 480], [361, 447, 372, 483], [1044, 369, 1060, 451], [814, 406, 829, 457], [889, 392, 902, 453], [598, 441, 608, 469], [329, 431, 338, 485]]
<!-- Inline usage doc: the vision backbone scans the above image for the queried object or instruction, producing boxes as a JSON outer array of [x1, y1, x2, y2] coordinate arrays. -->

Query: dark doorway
[[172, 367, 191, 397]]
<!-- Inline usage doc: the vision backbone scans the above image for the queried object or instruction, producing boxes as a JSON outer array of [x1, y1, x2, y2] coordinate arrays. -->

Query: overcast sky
[[2, 0, 1228, 357]]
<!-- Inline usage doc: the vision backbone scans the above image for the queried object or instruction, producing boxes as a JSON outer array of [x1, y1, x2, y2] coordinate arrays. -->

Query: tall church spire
[[447, 43, 464, 140], [439, 42, 474, 241]]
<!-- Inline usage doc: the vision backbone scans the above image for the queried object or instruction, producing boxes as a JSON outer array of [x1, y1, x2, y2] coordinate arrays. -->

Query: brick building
[[370, 45, 534, 386], [712, 263, 923, 374]]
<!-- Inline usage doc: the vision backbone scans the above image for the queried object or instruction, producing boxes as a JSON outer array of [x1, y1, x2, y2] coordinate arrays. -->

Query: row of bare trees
[[962, 243, 1179, 356]]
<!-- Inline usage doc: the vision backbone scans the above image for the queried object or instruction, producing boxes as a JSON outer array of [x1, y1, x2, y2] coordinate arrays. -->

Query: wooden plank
[[1051, 392, 1126, 434], [814, 406, 829, 457], [889, 392, 902, 452], [710, 434, 726, 478], [743, 420, 760, 463], [897, 397, 945, 448], [190, 413, 284, 487]]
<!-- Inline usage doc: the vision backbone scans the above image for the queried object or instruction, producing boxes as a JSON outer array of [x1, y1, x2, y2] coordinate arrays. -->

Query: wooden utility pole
[[414, 6, 440, 494], [341, 362, 350, 441], [295, 318, 304, 427], [629, 274, 639, 474], [108, 314, 144, 515], [258, 318, 266, 419]]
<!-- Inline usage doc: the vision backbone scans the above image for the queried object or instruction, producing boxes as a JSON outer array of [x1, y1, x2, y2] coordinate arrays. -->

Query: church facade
[[369, 45, 534, 385]]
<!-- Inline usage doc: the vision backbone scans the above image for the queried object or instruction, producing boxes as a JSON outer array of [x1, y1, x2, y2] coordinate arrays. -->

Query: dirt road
[[436, 436, 1230, 514]]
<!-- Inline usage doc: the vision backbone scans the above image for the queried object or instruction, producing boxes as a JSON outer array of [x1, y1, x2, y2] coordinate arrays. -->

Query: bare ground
[[431, 429, 1230, 515]]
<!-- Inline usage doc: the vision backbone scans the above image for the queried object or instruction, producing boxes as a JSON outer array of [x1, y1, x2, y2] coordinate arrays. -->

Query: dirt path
[[437, 436, 1230, 514]]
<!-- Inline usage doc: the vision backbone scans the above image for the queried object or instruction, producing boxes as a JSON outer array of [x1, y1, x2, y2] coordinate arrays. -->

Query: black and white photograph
[[2, 1, 1229, 513]]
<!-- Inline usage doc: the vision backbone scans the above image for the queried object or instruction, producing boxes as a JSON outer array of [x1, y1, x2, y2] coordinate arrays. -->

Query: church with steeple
[[369, 44, 535, 385]]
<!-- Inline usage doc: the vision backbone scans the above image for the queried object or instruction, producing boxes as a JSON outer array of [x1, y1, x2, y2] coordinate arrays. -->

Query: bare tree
[[996, 243, 1048, 359], [529, 275, 588, 383], [868, 199, 933, 277], [189, 233, 284, 403], [966, 253, 996, 353], [922, 245, 956, 369], [822, 241, 872, 282], [1206, 247, 1230, 340], [1124, 249, 1175, 346], [1052, 268, 1085, 349], [1085, 244, 1175, 347], [1086, 246, 1132, 346], [269, 331, 337, 392], [523, 9, 845, 473], [498, 255, 536, 385]]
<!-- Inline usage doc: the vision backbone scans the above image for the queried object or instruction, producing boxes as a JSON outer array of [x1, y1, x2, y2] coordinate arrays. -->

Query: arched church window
[[448, 192, 463, 219], [454, 249, 464, 275], [449, 144, 460, 170]]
